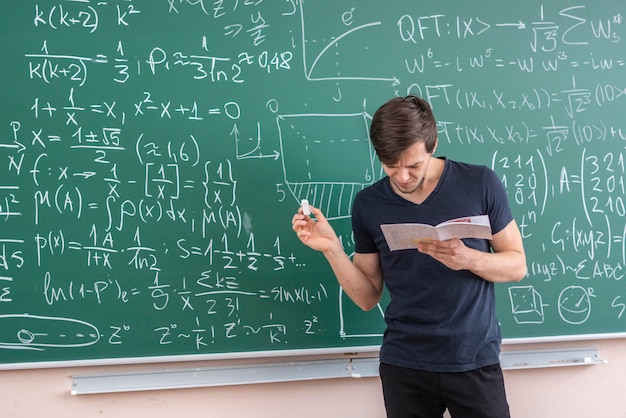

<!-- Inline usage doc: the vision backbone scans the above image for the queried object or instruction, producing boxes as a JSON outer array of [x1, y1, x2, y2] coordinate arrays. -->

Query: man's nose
[[397, 168, 411, 182]]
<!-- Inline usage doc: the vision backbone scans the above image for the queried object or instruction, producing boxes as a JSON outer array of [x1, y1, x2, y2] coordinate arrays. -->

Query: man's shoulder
[[352, 177, 395, 221], [446, 158, 489, 173], [357, 177, 388, 198], [444, 158, 498, 183]]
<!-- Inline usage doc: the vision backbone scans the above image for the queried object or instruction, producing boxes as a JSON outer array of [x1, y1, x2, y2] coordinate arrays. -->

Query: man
[[291, 95, 527, 418]]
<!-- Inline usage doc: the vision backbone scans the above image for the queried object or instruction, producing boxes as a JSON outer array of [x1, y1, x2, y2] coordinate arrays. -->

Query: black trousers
[[379, 362, 511, 418]]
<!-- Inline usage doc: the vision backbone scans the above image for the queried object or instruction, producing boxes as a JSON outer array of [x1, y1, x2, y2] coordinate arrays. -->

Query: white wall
[[2, 338, 625, 418]]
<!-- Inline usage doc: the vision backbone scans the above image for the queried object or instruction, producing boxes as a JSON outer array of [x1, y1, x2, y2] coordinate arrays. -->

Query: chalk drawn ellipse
[[0, 314, 100, 351]]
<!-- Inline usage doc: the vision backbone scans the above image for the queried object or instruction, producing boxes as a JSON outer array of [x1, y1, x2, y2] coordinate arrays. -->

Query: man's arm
[[416, 219, 527, 283], [292, 205, 384, 310]]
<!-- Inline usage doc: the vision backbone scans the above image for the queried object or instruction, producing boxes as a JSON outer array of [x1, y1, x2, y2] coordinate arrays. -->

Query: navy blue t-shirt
[[352, 158, 513, 372]]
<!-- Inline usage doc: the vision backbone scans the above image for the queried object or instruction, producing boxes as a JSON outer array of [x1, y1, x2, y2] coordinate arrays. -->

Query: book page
[[433, 221, 493, 241], [380, 224, 439, 251], [381, 215, 493, 251]]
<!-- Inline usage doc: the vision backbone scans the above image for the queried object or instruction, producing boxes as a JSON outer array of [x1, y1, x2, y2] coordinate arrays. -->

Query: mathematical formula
[[1, 0, 626, 364]]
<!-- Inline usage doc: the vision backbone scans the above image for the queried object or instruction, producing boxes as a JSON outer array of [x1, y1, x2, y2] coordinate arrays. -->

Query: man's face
[[382, 141, 433, 195]]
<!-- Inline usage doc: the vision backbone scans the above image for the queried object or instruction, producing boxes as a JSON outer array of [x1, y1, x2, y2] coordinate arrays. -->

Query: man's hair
[[369, 95, 438, 165]]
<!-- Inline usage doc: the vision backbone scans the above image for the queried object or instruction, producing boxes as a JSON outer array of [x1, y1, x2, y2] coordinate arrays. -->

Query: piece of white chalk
[[301, 199, 311, 215]]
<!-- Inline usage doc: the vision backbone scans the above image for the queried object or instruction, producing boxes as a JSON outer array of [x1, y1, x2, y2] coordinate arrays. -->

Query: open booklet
[[380, 215, 493, 251]]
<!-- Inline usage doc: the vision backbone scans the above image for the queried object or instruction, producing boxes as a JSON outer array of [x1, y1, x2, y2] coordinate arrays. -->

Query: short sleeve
[[484, 168, 514, 234]]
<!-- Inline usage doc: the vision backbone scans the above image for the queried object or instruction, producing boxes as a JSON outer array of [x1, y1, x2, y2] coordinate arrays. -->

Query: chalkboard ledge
[[71, 348, 604, 395]]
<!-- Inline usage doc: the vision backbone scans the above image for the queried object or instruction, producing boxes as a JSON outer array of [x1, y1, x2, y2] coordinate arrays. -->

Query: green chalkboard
[[1, 0, 625, 368]]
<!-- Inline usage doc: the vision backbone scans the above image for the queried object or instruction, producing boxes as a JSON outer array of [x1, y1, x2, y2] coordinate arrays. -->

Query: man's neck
[[398, 157, 445, 205]]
